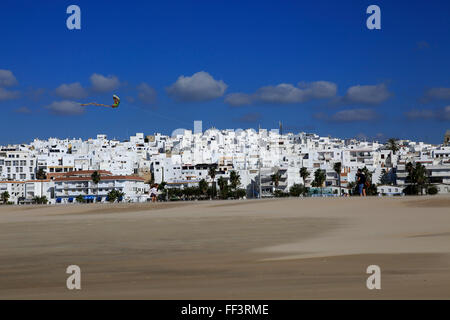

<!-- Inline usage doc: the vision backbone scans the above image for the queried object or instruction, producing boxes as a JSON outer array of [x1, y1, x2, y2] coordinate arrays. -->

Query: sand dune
[[0, 196, 449, 299]]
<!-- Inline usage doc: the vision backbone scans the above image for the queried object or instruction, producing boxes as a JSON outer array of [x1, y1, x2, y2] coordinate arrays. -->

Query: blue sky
[[1, 0, 450, 144]]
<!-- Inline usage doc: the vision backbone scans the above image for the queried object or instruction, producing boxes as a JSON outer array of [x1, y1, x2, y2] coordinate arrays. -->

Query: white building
[[52, 170, 149, 203]]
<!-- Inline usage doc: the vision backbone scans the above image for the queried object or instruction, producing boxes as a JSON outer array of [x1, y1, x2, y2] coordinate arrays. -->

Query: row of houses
[[0, 170, 149, 204], [1, 126, 450, 203]]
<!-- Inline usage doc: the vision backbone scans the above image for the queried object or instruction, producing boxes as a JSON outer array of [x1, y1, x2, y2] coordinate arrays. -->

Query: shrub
[[289, 184, 306, 197], [427, 186, 438, 195], [274, 190, 289, 197]]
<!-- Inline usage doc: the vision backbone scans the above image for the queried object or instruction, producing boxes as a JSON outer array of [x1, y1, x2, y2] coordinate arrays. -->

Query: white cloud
[[315, 108, 378, 122], [14, 106, 32, 114], [444, 106, 450, 120], [0, 87, 19, 101], [236, 112, 262, 123], [55, 82, 88, 99], [331, 108, 378, 122], [405, 106, 450, 121], [45, 101, 84, 116], [224, 81, 337, 106], [166, 71, 227, 102], [137, 83, 157, 104], [224, 93, 253, 106], [422, 87, 450, 102], [90, 73, 120, 93], [255, 84, 305, 104], [340, 84, 391, 105], [0, 69, 18, 87], [297, 81, 338, 99], [405, 108, 436, 119]]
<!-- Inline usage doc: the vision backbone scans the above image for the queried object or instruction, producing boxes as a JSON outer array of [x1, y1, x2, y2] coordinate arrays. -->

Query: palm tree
[[300, 167, 310, 186], [406, 162, 414, 179], [198, 179, 209, 198], [333, 162, 342, 195], [409, 163, 428, 195], [386, 138, 400, 155], [208, 166, 216, 199], [313, 169, 326, 195], [217, 176, 228, 199], [91, 170, 101, 201], [271, 170, 282, 192], [229, 170, 241, 191]]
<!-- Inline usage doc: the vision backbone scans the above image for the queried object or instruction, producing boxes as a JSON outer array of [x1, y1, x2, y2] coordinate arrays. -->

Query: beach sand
[[0, 196, 449, 299]]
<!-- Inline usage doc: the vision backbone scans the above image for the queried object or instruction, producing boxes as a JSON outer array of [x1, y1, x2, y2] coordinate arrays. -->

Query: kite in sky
[[80, 94, 120, 108]]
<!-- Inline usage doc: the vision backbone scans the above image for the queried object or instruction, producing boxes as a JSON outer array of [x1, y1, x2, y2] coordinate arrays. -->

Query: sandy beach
[[0, 196, 449, 299]]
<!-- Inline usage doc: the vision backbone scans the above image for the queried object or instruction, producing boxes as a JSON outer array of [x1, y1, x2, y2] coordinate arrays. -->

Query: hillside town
[[1, 123, 450, 204]]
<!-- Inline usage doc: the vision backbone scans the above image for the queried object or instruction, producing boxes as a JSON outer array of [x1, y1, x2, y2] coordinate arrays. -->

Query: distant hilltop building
[[444, 130, 450, 146]]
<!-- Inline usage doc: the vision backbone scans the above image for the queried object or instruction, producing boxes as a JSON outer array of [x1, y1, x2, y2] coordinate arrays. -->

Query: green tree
[[378, 168, 391, 185], [91, 170, 101, 197], [234, 189, 247, 199], [157, 181, 168, 201], [274, 190, 289, 197], [300, 167, 310, 186], [198, 179, 209, 198], [75, 195, 85, 203], [406, 162, 414, 178], [1, 191, 10, 204], [229, 170, 241, 191], [32, 196, 48, 204], [289, 183, 307, 197], [208, 167, 217, 199], [405, 162, 429, 195], [427, 186, 438, 195], [312, 169, 326, 195], [271, 170, 282, 191], [414, 163, 428, 195], [107, 189, 125, 203], [217, 176, 229, 199], [386, 138, 400, 155], [333, 162, 342, 195]]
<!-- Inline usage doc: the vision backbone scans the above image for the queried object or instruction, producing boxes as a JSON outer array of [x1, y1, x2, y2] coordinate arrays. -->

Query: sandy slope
[[0, 196, 449, 299]]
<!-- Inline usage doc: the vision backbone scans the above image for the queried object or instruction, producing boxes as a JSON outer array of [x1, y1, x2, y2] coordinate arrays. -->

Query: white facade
[[1, 126, 450, 200]]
